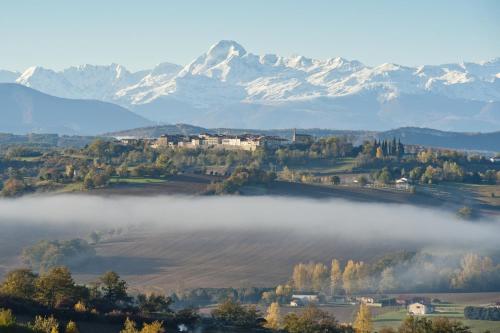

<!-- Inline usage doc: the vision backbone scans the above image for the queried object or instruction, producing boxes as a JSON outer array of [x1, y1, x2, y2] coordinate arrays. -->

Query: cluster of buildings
[[289, 293, 436, 315], [119, 130, 313, 152]]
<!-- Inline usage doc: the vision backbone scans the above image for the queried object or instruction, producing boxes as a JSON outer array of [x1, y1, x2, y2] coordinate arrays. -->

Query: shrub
[[65, 321, 79, 333], [30, 315, 59, 333], [0, 308, 16, 327], [212, 299, 260, 327], [140, 321, 163, 333], [73, 301, 87, 313], [464, 306, 500, 321]]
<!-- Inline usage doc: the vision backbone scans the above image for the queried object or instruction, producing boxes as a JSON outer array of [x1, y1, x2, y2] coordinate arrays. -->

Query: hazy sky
[[1, 0, 499, 71]]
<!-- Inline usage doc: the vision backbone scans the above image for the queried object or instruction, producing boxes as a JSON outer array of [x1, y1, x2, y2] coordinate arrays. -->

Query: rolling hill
[[0, 83, 152, 135]]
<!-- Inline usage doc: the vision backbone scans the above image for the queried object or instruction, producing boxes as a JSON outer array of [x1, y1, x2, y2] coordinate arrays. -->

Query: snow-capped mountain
[[16, 63, 182, 102], [6, 40, 500, 131]]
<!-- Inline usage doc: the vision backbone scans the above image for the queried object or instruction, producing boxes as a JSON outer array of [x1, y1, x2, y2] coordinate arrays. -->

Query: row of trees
[[464, 306, 500, 321], [291, 260, 369, 295], [288, 252, 500, 295], [276, 136, 358, 165], [371, 139, 405, 159]]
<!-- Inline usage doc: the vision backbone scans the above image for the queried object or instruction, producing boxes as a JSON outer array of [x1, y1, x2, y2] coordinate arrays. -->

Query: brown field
[[92, 173, 500, 216], [0, 225, 416, 293], [92, 173, 218, 196]]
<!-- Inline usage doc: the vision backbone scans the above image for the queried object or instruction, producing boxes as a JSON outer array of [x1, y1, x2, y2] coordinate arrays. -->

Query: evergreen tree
[[392, 137, 397, 156]]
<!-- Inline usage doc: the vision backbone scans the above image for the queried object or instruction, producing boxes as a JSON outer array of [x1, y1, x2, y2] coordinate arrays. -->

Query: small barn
[[291, 294, 319, 304]]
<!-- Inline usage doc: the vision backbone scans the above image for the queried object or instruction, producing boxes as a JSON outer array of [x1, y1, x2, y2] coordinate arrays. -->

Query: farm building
[[357, 296, 396, 307], [408, 302, 434, 315], [395, 177, 411, 190], [291, 294, 319, 305], [396, 296, 432, 307]]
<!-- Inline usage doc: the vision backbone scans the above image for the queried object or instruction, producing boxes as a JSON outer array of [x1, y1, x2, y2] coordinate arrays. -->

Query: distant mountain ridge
[[3, 40, 500, 131], [107, 124, 500, 153], [0, 83, 152, 135]]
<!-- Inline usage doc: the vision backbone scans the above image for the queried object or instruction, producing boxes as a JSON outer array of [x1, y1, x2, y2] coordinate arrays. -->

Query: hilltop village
[[119, 130, 312, 151]]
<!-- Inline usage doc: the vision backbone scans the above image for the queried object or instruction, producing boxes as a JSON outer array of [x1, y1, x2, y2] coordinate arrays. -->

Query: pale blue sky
[[1, 0, 499, 71]]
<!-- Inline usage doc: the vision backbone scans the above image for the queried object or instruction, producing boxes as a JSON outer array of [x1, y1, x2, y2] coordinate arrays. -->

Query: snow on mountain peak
[[150, 62, 183, 76], [5, 41, 500, 117], [207, 40, 247, 59]]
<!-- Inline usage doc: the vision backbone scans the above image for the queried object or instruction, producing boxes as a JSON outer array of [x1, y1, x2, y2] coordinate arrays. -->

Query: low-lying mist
[[1, 194, 499, 289], [0, 194, 498, 249]]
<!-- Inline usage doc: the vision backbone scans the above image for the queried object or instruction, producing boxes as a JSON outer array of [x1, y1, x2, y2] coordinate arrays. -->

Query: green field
[[374, 303, 500, 333], [109, 177, 168, 184], [12, 156, 43, 162], [286, 157, 357, 175]]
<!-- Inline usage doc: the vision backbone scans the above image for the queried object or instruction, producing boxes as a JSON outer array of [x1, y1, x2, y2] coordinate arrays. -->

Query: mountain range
[[1, 40, 499, 132]]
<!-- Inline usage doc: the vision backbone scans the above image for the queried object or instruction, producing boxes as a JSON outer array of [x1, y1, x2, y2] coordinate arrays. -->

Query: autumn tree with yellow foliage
[[264, 302, 281, 330], [330, 259, 342, 295], [353, 304, 373, 333]]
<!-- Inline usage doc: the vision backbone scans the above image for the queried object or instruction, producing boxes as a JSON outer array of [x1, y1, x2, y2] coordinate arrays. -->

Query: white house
[[395, 177, 410, 190], [408, 302, 434, 315], [291, 294, 319, 304]]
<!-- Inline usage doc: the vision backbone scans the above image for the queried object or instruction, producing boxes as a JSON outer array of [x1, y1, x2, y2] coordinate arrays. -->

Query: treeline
[[275, 136, 358, 165], [22, 239, 96, 272], [358, 145, 500, 186], [206, 166, 276, 194], [279, 252, 500, 296], [0, 267, 198, 332], [172, 287, 273, 307], [464, 306, 500, 321]]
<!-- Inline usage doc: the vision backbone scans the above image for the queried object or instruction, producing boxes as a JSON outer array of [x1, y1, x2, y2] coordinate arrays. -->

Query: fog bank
[[0, 195, 498, 249]]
